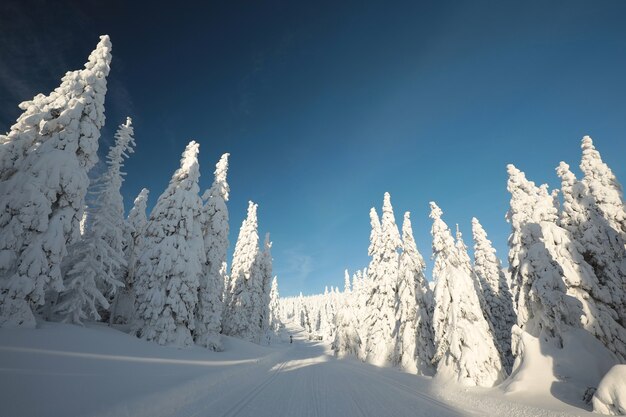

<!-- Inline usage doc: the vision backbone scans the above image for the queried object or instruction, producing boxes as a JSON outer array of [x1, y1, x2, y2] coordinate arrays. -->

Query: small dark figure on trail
[[290, 335, 293, 344]]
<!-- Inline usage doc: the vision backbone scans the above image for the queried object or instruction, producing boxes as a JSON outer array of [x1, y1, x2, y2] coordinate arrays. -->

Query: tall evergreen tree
[[125, 188, 150, 290], [223, 202, 262, 342], [333, 286, 362, 358], [57, 117, 135, 323], [507, 164, 579, 345], [0, 36, 112, 327], [471, 217, 516, 372], [344, 269, 351, 294], [396, 212, 435, 375], [430, 202, 504, 387], [365, 193, 402, 366], [133, 141, 204, 346], [259, 233, 273, 340], [268, 276, 281, 334], [556, 162, 626, 361], [111, 187, 149, 324], [195, 153, 230, 350]]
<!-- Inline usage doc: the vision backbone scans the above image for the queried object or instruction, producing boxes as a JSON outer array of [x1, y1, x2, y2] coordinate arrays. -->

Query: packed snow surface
[[0, 321, 600, 417]]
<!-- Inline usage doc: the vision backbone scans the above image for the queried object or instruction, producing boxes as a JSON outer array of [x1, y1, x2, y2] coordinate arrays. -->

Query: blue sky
[[1, 1, 626, 296]]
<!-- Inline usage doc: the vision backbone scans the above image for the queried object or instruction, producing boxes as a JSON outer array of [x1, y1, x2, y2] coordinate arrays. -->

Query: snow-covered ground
[[0, 321, 598, 417]]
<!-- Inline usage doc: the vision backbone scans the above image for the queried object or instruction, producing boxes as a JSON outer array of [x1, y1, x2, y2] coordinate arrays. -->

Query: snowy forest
[[0, 36, 282, 350], [281, 135, 626, 414], [2, 34, 626, 417]]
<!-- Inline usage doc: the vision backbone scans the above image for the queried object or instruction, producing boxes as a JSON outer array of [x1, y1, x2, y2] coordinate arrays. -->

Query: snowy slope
[[0, 321, 601, 417]]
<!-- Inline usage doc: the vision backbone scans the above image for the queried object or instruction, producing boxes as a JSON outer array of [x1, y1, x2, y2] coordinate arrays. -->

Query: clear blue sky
[[1, 1, 626, 296]]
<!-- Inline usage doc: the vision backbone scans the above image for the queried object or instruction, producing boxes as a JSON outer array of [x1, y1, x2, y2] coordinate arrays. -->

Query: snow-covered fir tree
[[125, 188, 149, 282], [395, 211, 435, 375], [509, 163, 626, 363], [0, 35, 112, 327], [430, 202, 504, 387], [110, 187, 149, 324], [555, 162, 626, 361], [259, 233, 274, 342], [344, 269, 351, 293], [558, 161, 626, 325], [133, 141, 204, 346], [268, 276, 281, 334], [507, 164, 578, 340], [579, 136, 626, 241], [365, 193, 402, 366], [223, 201, 263, 343], [56, 117, 135, 323], [471, 217, 516, 372], [333, 286, 362, 358], [195, 153, 230, 350]]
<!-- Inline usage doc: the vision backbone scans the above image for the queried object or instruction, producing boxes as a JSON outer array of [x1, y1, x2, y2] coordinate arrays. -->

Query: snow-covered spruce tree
[[110, 187, 149, 325], [344, 269, 351, 294], [0, 35, 112, 327], [395, 212, 435, 375], [222, 201, 262, 343], [259, 233, 274, 342], [125, 188, 149, 289], [580, 136, 626, 241], [510, 164, 626, 362], [268, 276, 281, 333], [56, 117, 135, 324], [333, 285, 362, 358], [556, 162, 626, 360], [133, 141, 204, 346], [430, 202, 504, 387], [194, 153, 230, 350], [506, 164, 588, 359], [471, 217, 516, 372], [355, 268, 372, 359], [365, 193, 402, 367], [455, 224, 499, 343]]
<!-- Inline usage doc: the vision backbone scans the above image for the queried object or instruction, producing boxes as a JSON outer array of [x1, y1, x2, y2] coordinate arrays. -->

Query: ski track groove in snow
[[213, 360, 288, 417], [338, 360, 476, 416]]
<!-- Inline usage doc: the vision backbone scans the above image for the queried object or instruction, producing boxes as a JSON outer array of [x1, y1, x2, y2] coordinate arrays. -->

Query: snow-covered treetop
[[128, 188, 149, 229], [430, 202, 458, 271], [85, 35, 113, 76], [229, 201, 259, 282], [381, 192, 402, 252], [471, 218, 495, 258], [0, 35, 112, 177], [107, 117, 135, 168], [471, 217, 506, 293], [174, 141, 200, 182], [556, 162, 576, 190], [368, 208, 382, 257], [401, 212, 426, 271], [506, 164, 557, 229], [344, 269, 351, 293], [579, 136, 619, 191], [454, 225, 473, 272], [246, 201, 258, 230], [203, 153, 230, 201], [133, 188, 149, 209], [580, 135, 626, 235], [556, 162, 585, 223]]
